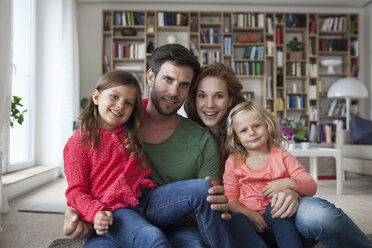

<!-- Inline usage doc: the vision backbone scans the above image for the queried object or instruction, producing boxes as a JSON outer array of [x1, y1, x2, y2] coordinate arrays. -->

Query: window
[[8, 0, 35, 172]]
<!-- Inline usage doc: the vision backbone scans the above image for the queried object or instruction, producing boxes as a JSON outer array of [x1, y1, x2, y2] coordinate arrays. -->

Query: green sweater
[[144, 116, 220, 186]]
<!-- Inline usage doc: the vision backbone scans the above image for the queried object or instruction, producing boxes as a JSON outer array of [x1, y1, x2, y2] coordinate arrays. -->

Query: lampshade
[[328, 77, 368, 99]]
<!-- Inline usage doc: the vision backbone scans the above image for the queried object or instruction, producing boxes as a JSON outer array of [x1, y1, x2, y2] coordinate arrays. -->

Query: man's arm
[[63, 208, 93, 240]]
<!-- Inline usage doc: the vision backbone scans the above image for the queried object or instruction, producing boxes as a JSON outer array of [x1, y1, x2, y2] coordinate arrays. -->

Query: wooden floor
[[0, 177, 371, 248]]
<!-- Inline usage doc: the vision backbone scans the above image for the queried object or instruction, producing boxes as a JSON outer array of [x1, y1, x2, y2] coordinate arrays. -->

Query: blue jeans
[[264, 203, 302, 248], [230, 196, 372, 248], [83, 179, 233, 248], [296, 197, 372, 248], [228, 204, 301, 248]]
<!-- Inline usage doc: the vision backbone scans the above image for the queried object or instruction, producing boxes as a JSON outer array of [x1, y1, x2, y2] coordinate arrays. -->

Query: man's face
[[148, 61, 194, 116]]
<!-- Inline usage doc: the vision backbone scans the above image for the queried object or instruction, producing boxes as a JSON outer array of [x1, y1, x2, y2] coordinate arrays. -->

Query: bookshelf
[[102, 10, 360, 143]]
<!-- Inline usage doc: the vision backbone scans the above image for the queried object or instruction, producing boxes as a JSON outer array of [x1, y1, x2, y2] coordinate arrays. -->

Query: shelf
[[102, 10, 360, 144]]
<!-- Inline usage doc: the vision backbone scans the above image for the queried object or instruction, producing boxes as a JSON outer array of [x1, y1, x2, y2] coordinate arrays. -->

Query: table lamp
[[327, 77, 368, 130]]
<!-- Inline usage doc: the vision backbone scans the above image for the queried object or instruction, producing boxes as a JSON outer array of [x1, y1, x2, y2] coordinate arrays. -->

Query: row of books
[[309, 105, 318, 121], [350, 19, 358, 35], [243, 46, 264, 60], [309, 20, 317, 34], [309, 123, 335, 143], [200, 28, 221, 44], [275, 98, 284, 111], [286, 14, 306, 28], [319, 38, 348, 52], [286, 95, 306, 109], [308, 64, 318, 78], [351, 40, 359, 56], [233, 13, 265, 28], [112, 42, 145, 59], [234, 61, 264, 76], [320, 17, 347, 32], [350, 64, 358, 77], [158, 12, 188, 26], [200, 50, 221, 65], [114, 12, 143, 26], [224, 37, 232, 55], [286, 62, 307, 77], [266, 17, 274, 34], [327, 99, 346, 117]]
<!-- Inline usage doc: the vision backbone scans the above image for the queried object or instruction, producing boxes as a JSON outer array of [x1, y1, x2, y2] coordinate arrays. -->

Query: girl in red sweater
[[224, 100, 317, 248]]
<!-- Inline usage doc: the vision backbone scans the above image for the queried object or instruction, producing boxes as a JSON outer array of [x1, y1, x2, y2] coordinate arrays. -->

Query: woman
[[185, 63, 372, 248], [185, 63, 245, 176]]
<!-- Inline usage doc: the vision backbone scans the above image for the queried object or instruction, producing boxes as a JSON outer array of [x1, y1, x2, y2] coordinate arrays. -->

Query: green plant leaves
[[10, 96, 28, 128]]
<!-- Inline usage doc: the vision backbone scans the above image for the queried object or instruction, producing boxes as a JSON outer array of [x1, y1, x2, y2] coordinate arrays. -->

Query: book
[[103, 55, 111, 73]]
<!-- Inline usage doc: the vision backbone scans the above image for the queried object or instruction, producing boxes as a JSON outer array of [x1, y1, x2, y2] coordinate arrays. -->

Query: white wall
[[35, 0, 63, 166], [77, 2, 371, 118]]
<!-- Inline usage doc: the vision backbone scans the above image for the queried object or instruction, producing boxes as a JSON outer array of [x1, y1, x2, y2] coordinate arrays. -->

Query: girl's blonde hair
[[77, 70, 145, 166], [225, 100, 287, 161]]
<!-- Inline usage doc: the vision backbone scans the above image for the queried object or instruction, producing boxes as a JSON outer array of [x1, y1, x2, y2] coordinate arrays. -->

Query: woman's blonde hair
[[225, 100, 286, 161], [77, 70, 145, 166]]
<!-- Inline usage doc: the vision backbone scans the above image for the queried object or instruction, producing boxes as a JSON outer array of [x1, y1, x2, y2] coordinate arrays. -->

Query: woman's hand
[[94, 211, 113, 235], [63, 208, 93, 240], [262, 178, 297, 199], [205, 176, 231, 220]]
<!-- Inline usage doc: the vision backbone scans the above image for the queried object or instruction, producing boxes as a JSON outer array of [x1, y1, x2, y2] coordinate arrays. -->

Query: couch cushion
[[350, 115, 372, 144], [341, 144, 372, 160]]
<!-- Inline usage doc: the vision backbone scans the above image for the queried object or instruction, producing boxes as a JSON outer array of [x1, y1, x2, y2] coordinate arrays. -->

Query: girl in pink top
[[223, 100, 317, 248]]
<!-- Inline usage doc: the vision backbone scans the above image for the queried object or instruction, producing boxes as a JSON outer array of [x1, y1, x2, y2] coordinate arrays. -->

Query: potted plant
[[287, 37, 303, 60], [10, 96, 27, 128]]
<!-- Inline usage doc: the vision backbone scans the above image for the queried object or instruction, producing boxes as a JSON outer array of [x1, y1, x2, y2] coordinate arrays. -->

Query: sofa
[[336, 130, 372, 177]]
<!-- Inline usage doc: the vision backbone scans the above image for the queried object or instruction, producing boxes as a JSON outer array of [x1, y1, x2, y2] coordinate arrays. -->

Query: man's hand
[[270, 189, 300, 219], [262, 178, 297, 199], [94, 211, 113, 235], [63, 208, 93, 240], [205, 176, 231, 220]]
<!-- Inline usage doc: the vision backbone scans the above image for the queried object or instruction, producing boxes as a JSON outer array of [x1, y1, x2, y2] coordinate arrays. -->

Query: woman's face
[[196, 76, 232, 134]]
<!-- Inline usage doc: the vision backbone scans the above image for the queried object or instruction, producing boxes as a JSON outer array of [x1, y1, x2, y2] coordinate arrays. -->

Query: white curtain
[[59, 0, 80, 176], [0, 0, 12, 218]]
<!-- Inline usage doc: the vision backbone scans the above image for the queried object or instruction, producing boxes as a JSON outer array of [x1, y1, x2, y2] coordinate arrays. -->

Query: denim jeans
[[230, 196, 372, 248], [228, 204, 302, 248], [83, 179, 233, 248], [264, 203, 302, 248], [296, 197, 372, 248]]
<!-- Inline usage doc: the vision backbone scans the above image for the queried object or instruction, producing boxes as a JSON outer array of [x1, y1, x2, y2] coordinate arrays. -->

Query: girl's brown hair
[[225, 100, 287, 161], [184, 63, 246, 174], [77, 70, 145, 166]]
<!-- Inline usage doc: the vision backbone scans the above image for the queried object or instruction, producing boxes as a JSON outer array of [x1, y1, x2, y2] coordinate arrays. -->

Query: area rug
[[18, 202, 68, 214], [49, 234, 372, 248]]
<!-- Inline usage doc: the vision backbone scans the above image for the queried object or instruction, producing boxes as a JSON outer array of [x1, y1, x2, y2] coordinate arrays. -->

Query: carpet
[[18, 202, 68, 214], [49, 234, 372, 248]]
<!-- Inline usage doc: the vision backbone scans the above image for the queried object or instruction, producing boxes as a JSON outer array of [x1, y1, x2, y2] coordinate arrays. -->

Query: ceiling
[[78, 0, 372, 7]]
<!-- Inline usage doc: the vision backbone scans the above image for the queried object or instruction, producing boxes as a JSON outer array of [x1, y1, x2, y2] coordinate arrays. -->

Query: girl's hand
[[262, 178, 297, 198], [250, 212, 268, 233], [94, 211, 113, 235]]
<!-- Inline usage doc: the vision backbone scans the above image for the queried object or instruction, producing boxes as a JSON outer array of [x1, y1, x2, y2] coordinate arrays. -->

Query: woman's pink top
[[223, 146, 317, 214], [63, 125, 156, 223]]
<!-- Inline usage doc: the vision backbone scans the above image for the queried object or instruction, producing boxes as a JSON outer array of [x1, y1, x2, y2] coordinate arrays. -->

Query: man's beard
[[150, 86, 181, 116]]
